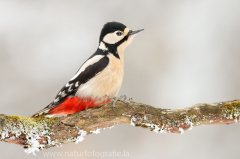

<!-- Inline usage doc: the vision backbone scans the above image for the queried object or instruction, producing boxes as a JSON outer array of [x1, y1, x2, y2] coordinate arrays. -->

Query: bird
[[32, 21, 143, 117]]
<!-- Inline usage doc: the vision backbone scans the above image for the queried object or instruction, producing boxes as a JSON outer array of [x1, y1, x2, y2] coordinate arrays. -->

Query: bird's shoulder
[[51, 49, 110, 106]]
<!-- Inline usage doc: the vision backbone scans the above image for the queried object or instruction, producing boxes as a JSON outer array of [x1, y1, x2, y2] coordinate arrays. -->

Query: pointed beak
[[129, 29, 144, 36]]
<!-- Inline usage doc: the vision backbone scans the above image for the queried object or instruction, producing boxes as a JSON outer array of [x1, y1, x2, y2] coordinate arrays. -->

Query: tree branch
[[0, 99, 240, 155]]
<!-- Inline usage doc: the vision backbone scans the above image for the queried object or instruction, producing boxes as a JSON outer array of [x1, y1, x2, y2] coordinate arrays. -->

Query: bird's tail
[[31, 102, 54, 117], [31, 97, 112, 117]]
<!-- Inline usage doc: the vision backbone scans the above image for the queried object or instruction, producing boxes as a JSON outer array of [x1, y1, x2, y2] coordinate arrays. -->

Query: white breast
[[75, 54, 124, 103]]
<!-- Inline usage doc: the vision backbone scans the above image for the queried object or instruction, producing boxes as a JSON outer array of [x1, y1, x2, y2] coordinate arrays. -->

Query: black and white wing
[[32, 54, 109, 116]]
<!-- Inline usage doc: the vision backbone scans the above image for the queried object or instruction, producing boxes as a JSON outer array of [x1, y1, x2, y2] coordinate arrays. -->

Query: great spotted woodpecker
[[32, 21, 143, 117]]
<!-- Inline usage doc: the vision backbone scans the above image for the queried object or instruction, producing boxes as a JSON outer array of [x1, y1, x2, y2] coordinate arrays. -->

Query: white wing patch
[[65, 83, 71, 87], [61, 91, 66, 97], [75, 81, 79, 87], [68, 83, 73, 92], [76, 54, 123, 101], [70, 55, 104, 81], [70, 70, 82, 81], [54, 97, 60, 103], [52, 55, 106, 104]]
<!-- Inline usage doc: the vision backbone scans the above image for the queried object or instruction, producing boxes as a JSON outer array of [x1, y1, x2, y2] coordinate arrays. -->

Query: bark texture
[[0, 99, 240, 154]]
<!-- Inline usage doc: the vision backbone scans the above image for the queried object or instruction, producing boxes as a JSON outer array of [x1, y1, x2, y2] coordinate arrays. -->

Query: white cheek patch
[[98, 42, 108, 51], [103, 31, 124, 44], [70, 55, 104, 81]]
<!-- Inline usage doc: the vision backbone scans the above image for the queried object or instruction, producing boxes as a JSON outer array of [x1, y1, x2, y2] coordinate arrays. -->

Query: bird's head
[[99, 22, 143, 54]]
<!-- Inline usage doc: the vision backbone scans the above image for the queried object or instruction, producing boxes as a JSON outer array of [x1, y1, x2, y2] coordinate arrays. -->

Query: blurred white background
[[1, 0, 240, 158]]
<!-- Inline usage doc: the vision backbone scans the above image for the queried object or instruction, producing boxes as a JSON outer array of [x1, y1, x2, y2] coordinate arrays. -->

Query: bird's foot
[[108, 95, 132, 112]]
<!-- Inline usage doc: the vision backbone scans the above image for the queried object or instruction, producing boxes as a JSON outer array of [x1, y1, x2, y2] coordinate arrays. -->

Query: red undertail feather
[[48, 97, 111, 115]]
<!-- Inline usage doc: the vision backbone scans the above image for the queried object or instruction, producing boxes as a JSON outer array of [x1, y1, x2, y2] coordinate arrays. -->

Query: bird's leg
[[107, 95, 132, 112]]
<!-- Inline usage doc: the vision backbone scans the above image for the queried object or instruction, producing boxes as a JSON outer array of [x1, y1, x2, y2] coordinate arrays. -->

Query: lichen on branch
[[0, 99, 240, 155]]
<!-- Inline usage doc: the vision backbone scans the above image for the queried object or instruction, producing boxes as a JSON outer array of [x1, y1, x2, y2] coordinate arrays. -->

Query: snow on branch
[[0, 99, 240, 155]]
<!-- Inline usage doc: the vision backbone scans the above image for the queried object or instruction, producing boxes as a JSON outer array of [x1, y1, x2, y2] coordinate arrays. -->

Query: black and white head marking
[[98, 22, 143, 59], [98, 22, 130, 59], [99, 22, 126, 43]]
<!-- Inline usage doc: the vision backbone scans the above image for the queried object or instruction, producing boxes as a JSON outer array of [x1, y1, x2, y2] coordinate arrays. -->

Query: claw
[[107, 95, 132, 111]]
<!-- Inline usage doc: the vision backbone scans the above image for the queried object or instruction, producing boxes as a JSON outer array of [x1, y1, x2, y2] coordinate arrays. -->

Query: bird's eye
[[116, 31, 122, 36]]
